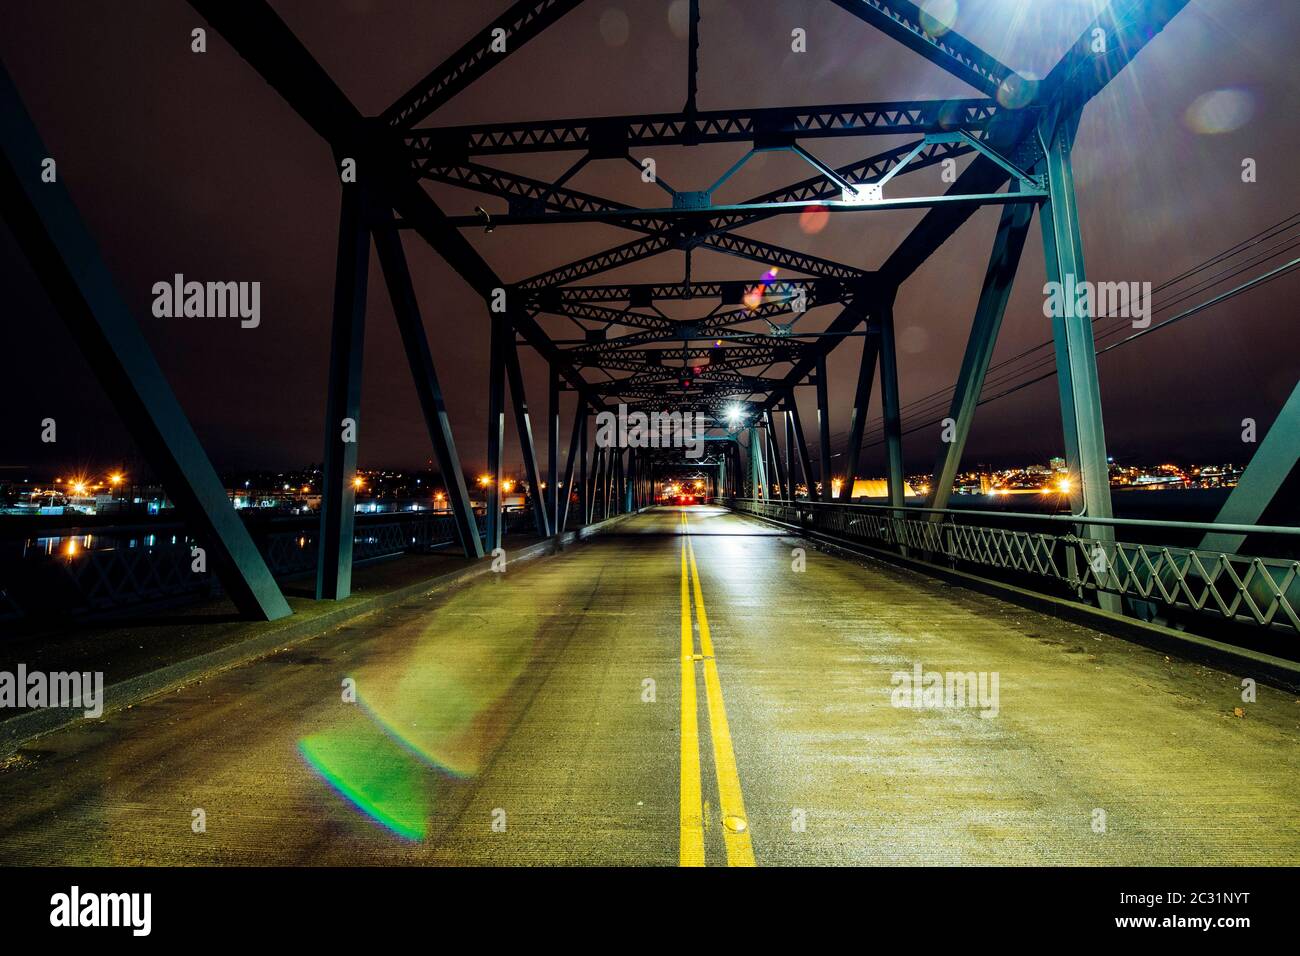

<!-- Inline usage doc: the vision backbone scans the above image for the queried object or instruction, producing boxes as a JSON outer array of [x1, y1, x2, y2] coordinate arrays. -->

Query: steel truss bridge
[[1, 0, 1296, 643]]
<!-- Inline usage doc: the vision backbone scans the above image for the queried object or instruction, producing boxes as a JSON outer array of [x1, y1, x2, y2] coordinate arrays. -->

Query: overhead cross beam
[[405, 99, 999, 157]]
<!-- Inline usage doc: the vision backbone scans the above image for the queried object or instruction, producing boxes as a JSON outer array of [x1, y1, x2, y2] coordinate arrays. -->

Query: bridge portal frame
[[9, 0, 1272, 626]]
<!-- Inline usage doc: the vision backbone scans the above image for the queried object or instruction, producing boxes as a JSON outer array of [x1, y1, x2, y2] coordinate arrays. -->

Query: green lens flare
[[299, 727, 429, 841]]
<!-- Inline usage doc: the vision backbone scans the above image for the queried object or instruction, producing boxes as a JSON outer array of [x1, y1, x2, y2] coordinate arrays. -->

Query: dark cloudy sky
[[1, 0, 1297, 484]]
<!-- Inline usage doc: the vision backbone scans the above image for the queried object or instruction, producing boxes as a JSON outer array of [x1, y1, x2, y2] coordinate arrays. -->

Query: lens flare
[[1185, 88, 1254, 134], [299, 728, 429, 841], [996, 71, 1039, 110], [598, 8, 629, 47], [918, 0, 958, 37], [799, 204, 830, 234]]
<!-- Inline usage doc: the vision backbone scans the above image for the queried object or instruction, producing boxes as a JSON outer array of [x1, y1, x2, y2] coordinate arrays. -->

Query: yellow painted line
[[684, 513, 757, 867], [678, 531, 706, 867]]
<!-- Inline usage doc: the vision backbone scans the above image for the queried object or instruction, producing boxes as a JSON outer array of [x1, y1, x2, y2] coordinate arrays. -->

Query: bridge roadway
[[0, 506, 1296, 865]]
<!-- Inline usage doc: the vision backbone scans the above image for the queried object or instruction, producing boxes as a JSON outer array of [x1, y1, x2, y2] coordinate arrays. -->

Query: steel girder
[[558, 393, 585, 533], [787, 393, 818, 501], [0, 57, 291, 622], [502, 326, 552, 537], [445, 186, 1043, 229], [763, 410, 790, 502], [547, 367, 561, 535], [576, 343, 807, 374], [926, 189, 1034, 514], [373, 212, 484, 560], [405, 99, 1000, 157], [876, 294, 906, 510], [523, 278, 846, 305], [843, 323, 881, 499], [485, 314, 508, 552], [516, 228, 867, 291], [315, 172, 371, 601], [815, 357, 833, 497], [415, 137, 971, 287]]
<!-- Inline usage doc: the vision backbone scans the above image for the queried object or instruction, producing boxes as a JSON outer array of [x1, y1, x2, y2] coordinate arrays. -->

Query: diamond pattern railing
[[726, 497, 1300, 637]]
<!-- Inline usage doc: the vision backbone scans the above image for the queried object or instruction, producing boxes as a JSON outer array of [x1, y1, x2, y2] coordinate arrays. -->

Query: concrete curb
[[736, 509, 1300, 693], [0, 511, 635, 757]]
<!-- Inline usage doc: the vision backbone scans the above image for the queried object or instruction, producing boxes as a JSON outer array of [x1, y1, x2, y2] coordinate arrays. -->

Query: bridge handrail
[[719, 496, 1300, 537], [717, 495, 1300, 638]]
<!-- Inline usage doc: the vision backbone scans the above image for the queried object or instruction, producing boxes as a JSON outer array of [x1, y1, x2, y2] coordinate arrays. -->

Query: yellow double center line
[[678, 510, 756, 867]]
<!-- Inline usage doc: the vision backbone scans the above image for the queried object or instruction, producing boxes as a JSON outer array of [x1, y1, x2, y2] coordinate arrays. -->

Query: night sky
[[1, 0, 1297, 483]]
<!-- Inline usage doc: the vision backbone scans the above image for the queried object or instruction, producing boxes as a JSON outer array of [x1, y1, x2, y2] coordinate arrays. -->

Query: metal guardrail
[[723, 497, 1300, 636], [0, 508, 539, 620]]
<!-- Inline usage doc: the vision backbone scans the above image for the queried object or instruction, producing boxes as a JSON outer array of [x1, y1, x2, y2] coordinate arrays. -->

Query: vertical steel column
[[1038, 110, 1117, 611], [784, 409, 795, 500], [626, 451, 635, 511], [588, 447, 604, 523], [373, 214, 483, 559], [317, 175, 372, 601], [748, 425, 767, 499], [547, 365, 561, 536], [578, 409, 590, 526], [1039, 110, 1114, 525], [928, 192, 1033, 513], [502, 328, 551, 537], [485, 313, 507, 552], [788, 394, 817, 501], [612, 448, 624, 515], [606, 449, 618, 517], [764, 410, 789, 502], [558, 397, 584, 532], [877, 296, 905, 510], [843, 324, 880, 502], [815, 356, 833, 498], [1039, 110, 1118, 611], [0, 60, 290, 621]]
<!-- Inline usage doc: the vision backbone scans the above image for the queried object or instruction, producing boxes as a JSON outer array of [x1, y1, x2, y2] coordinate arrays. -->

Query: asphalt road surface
[[0, 506, 1296, 865]]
